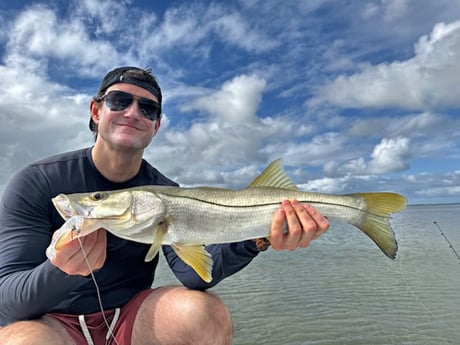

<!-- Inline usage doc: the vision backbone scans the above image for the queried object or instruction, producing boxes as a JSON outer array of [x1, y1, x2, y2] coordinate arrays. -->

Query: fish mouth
[[52, 194, 95, 219], [52, 194, 73, 219]]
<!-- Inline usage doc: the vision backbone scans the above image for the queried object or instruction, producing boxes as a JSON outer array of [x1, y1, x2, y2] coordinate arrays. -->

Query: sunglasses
[[100, 90, 161, 121]]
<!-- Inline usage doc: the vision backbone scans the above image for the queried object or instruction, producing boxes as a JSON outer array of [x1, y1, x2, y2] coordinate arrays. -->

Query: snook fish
[[50, 159, 407, 282]]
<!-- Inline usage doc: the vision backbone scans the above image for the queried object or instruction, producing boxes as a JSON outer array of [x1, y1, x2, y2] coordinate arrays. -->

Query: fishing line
[[398, 251, 460, 336], [433, 221, 460, 264], [76, 236, 121, 345]]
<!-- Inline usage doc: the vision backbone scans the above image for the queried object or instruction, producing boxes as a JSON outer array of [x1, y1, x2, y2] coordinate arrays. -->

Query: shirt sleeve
[[0, 167, 88, 325], [163, 240, 260, 290]]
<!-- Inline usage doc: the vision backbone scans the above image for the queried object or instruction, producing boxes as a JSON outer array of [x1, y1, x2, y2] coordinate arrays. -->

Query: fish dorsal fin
[[171, 244, 214, 283], [248, 159, 299, 191]]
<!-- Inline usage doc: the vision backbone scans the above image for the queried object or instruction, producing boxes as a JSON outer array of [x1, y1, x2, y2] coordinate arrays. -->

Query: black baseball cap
[[97, 66, 162, 101], [90, 66, 162, 132]]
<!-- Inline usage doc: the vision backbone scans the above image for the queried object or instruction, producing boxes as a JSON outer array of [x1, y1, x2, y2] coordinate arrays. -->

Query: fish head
[[52, 189, 167, 239], [52, 190, 133, 219]]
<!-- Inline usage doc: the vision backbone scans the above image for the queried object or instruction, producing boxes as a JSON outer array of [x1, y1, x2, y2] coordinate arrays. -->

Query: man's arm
[[0, 167, 88, 326]]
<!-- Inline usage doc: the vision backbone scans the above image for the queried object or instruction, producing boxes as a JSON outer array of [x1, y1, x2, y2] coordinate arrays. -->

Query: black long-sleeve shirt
[[0, 148, 259, 326]]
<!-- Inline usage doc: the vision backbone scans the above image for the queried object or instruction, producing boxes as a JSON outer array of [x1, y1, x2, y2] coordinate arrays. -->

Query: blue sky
[[0, 0, 459, 205]]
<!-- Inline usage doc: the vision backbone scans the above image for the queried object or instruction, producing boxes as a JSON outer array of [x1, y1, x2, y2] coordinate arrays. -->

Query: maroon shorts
[[46, 289, 154, 345]]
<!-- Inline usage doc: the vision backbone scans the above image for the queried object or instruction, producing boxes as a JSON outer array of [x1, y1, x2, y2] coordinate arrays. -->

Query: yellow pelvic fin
[[356, 192, 407, 259], [248, 158, 299, 191], [144, 222, 168, 262], [171, 244, 214, 283]]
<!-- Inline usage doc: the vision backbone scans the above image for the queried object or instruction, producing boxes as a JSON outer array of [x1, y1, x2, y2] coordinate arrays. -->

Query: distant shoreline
[[408, 202, 460, 207]]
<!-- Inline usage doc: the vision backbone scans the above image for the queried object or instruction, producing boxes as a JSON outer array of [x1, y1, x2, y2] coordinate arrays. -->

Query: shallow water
[[154, 204, 460, 344]]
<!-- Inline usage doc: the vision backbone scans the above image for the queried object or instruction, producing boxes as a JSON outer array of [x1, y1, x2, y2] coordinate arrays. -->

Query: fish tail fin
[[355, 192, 407, 259]]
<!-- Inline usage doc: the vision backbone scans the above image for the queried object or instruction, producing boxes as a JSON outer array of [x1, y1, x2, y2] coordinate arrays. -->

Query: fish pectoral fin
[[144, 222, 168, 262], [145, 242, 161, 262], [172, 244, 213, 283]]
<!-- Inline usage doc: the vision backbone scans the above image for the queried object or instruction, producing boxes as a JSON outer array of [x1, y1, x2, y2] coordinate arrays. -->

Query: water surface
[[155, 204, 460, 344]]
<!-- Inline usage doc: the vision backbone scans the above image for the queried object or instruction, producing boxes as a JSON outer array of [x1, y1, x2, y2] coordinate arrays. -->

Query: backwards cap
[[97, 66, 162, 101], [90, 66, 162, 132]]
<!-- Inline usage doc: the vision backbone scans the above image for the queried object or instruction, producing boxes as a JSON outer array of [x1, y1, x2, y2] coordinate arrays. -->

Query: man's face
[[91, 83, 161, 151]]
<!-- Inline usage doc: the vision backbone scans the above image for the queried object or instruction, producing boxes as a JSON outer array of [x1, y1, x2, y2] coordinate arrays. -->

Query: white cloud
[[409, 170, 460, 202], [311, 20, 460, 110], [6, 4, 122, 71], [363, 0, 410, 22], [322, 137, 411, 177], [139, 2, 277, 62], [146, 74, 277, 185], [282, 132, 347, 168], [416, 185, 460, 197], [189, 74, 266, 124], [368, 137, 410, 173], [77, 0, 143, 36], [382, 0, 410, 21], [298, 174, 378, 194], [210, 11, 278, 53]]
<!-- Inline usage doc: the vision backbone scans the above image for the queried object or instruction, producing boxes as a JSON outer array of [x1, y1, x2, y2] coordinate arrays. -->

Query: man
[[0, 66, 329, 345]]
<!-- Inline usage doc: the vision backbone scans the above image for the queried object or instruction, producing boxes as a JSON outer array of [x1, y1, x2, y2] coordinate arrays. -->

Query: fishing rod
[[433, 221, 460, 264]]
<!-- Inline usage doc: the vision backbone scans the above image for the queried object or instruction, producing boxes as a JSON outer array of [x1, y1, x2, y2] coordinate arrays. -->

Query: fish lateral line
[[154, 189, 367, 209]]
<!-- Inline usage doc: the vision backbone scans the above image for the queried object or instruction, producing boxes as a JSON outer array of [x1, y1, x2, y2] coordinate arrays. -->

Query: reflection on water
[[154, 204, 460, 345]]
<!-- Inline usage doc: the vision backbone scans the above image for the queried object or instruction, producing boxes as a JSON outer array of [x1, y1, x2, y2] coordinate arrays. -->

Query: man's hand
[[269, 199, 329, 251], [49, 226, 107, 276]]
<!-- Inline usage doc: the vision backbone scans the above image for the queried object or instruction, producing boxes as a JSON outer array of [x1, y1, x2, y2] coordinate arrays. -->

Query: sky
[[0, 0, 459, 205]]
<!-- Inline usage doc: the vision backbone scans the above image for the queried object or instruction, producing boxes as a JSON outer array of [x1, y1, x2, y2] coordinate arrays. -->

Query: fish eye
[[91, 192, 105, 201]]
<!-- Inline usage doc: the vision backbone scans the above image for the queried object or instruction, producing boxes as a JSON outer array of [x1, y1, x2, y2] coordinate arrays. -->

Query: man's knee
[[179, 290, 232, 333], [160, 288, 232, 337], [0, 319, 74, 345], [134, 286, 232, 345]]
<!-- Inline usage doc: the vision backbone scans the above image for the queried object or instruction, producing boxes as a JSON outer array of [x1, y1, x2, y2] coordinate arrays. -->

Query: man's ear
[[89, 100, 100, 125], [153, 117, 162, 136]]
